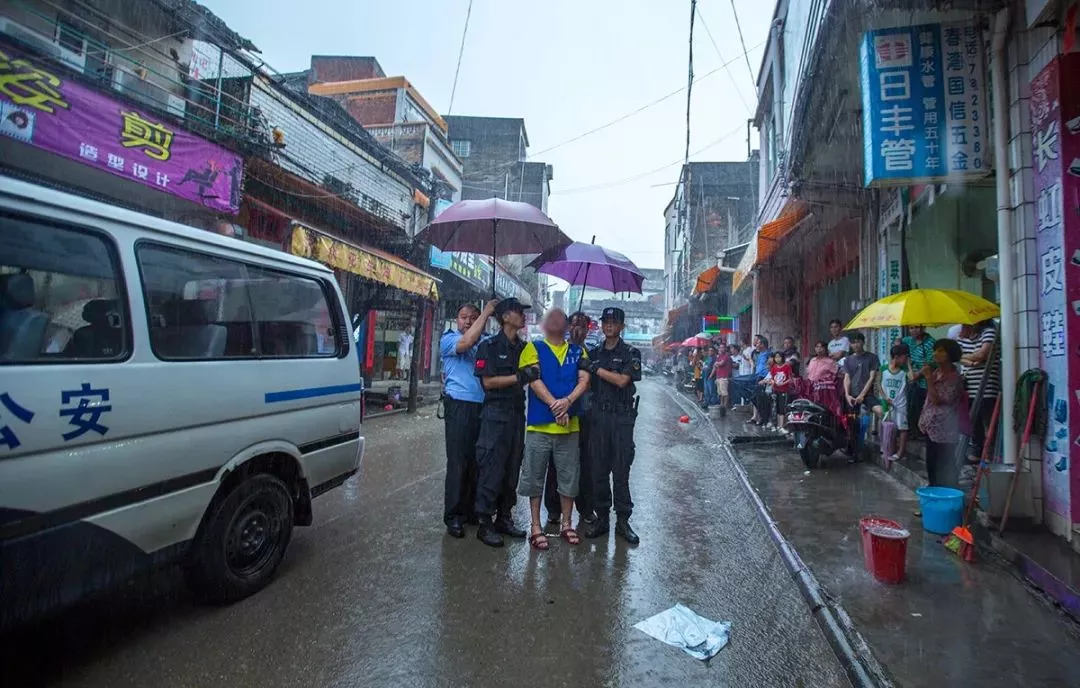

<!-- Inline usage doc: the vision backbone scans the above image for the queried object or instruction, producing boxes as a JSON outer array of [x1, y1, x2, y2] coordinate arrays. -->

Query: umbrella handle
[[578, 263, 590, 313]]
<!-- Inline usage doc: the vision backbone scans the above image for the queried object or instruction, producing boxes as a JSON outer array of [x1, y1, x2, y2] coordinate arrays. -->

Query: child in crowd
[[879, 343, 911, 462], [769, 350, 795, 431]]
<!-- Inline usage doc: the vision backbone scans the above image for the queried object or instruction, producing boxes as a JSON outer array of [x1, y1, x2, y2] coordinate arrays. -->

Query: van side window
[[244, 265, 339, 358], [0, 214, 127, 363], [136, 243, 338, 360]]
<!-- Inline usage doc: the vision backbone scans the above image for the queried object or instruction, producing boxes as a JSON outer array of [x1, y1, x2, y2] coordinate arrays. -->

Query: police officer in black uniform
[[584, 307, 642, 544], [473, 298, 535, 547]]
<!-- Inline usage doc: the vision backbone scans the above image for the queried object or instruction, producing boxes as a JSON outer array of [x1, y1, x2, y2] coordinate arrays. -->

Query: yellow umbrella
[[846, 289, 1000, 329]]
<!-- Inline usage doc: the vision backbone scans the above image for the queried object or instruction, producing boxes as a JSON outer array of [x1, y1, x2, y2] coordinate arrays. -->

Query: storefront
[[288, 221, 440, 381]]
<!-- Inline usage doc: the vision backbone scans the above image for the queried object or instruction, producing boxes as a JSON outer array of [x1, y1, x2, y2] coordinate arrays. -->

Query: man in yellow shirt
[[517, 309, 590, 550]]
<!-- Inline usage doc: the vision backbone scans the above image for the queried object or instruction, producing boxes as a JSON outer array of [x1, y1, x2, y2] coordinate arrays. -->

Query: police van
[[0, 176, 364, 628]]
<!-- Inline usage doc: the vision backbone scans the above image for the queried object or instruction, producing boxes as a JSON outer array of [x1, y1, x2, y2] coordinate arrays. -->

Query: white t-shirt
[[828, 336, 851, 358], [880, 364, 908, 408], [947, 324, 963, 340], [739, 346, 754, 376]]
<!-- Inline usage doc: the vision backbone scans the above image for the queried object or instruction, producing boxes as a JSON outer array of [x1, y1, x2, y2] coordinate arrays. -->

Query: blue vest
[[526, 340, 584, 425]]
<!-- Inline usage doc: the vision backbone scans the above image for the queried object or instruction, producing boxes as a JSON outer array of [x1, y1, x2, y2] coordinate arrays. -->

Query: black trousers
[[969, 396, 997, 458], [753, 389, 772, 421], [443, 398, 482, 525], [474, 402, 525, 522], [543, 417, 592, 520], [590, 407, 636, 520], [926, 440, 960, 488]]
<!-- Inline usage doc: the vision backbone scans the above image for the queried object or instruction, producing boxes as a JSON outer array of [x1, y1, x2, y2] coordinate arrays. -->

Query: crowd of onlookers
[[669, 318, 1000, 489]]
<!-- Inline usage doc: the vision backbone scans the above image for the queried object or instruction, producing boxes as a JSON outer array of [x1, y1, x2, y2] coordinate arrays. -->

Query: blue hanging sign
[[860, 21, 990, 187]]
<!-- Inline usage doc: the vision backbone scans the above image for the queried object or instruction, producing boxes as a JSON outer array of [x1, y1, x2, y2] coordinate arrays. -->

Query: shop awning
[[289, 223, 439, 300], [757, 209, 811, 264], [731, 207, 811, 292], [665, 305, 687, 329]]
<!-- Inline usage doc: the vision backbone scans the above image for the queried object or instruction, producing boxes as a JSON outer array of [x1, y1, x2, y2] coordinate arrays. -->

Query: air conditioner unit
[[112, 67, 186, 119], [0, 17, 86, 72]]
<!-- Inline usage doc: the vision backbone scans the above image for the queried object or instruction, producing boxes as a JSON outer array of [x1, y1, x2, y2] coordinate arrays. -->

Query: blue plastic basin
[[915, 486, 965, 535]]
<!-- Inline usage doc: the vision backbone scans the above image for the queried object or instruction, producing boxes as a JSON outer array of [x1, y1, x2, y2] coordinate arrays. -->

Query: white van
[[0, 176, 364, 628]]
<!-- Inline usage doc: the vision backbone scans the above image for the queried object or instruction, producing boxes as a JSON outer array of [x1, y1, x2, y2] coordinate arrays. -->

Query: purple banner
[[0, 41, 241, 213]]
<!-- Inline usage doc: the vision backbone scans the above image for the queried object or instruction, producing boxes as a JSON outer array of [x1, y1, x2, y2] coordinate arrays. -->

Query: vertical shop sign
[[1058, 54, 1080, 523], [877, 191, 905, 359], [1030, 57, 1071, 521], [860, 21, 989, 187]]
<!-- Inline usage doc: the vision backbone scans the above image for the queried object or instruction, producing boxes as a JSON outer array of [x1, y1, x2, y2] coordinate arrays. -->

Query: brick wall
[[343, 93, 398, 126], [310, 56, 385, 83]]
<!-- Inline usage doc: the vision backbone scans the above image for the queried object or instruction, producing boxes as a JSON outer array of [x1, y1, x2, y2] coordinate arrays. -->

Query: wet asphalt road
[[4, 380, 848, 688]]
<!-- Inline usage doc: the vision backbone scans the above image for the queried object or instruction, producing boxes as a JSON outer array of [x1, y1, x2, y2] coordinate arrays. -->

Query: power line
[[728, 0, 757, 88], [447, 0, 474, 115], [550, 123, 744, 195], [685, 0, 697, 165], [459, 40, 764, 180], [695, 5, 753, 114]]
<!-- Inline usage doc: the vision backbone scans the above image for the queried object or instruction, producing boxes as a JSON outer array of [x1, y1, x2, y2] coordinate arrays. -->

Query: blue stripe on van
[[264, 383, 364, 404]]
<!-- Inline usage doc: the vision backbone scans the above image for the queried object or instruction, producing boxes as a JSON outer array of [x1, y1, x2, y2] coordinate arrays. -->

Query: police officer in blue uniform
[[584, 307, 642, 544], [472, 298, 534, 547], [440, 299, 498, 538]]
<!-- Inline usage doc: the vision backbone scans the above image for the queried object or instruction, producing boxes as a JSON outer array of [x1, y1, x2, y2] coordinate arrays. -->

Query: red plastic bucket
[[860, 517, 910, 584]]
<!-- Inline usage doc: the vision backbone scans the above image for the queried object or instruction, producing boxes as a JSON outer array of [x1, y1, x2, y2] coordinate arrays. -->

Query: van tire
[[185, 474, 294, 604]]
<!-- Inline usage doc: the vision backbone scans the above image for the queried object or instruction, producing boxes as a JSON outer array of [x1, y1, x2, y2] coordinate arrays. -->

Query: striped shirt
[[902, 334, 936, 389], [959, 327, 1000, 399]]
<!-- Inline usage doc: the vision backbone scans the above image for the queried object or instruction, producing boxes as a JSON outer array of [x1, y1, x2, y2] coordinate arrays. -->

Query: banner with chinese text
[[0, 40, 241, 213], [290, 224, 439, 300], [1031, 54, 1080, 524], [860, 21, 990, 187]]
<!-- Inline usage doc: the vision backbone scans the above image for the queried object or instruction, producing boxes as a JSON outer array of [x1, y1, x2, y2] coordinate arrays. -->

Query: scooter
[[785, 379, 855, 469]]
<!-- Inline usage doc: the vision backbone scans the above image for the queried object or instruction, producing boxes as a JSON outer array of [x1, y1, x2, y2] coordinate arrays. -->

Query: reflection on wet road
[[4, 380, 847, 687]]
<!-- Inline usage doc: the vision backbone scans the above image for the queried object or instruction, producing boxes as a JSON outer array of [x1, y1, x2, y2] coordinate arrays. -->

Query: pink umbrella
[[681, 336, 710, 348], [418, 198, 570, 293]]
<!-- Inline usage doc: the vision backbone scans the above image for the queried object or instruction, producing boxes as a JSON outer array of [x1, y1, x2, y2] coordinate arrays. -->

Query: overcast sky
[[202, 0, 775, 269]]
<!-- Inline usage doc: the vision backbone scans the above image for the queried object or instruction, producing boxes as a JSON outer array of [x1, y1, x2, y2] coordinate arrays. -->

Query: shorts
[[885, 402, 909, 431], [717, 378, 730, 395], [694, 378, 704, 391], [519, 431, 580, 499]]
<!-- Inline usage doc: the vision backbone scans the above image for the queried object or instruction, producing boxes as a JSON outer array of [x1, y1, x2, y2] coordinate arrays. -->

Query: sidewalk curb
[[662, 385, 891, 688]]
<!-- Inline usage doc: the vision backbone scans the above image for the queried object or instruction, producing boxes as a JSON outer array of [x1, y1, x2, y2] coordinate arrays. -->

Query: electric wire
[[447, 0, 473, 115]]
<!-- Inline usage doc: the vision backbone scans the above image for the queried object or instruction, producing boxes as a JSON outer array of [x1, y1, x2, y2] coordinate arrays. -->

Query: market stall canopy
[[528, 241, 645, 294], [289, 223, 439, 300], [845, 289, 1000, 329], [418, 198, 569, 256]]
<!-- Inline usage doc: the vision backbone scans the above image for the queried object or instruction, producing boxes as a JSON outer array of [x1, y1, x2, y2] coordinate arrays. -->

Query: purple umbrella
[[528, 239, 644, 310], [418, 198, 570, 293]]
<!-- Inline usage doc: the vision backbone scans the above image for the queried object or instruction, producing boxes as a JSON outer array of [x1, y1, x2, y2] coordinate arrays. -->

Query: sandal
[[560, 523, 581, 545], [529, 525, 549, 551]]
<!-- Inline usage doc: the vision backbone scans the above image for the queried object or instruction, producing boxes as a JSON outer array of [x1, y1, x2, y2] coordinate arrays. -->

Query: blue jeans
[[703, 378, 718, 406]]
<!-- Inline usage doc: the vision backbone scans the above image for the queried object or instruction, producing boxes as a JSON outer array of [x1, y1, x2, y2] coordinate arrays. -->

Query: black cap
[[495, 298, 530, 318], [600, 307, 625, 323]]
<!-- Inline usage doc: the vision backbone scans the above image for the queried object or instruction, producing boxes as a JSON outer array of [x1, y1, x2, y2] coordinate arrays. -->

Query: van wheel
[[186, 474, 294, 604]]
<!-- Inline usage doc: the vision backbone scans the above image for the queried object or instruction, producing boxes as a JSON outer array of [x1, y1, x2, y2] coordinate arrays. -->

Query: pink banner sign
[[0, 40, 241, 213]]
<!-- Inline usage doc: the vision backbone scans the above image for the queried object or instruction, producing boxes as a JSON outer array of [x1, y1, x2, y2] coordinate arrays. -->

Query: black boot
[[615, 518, 640, 545], [446, 518, 465, 539], [584, 517, 609, 539], [493, 518, 527, 539], [476, 521, 504, 548]]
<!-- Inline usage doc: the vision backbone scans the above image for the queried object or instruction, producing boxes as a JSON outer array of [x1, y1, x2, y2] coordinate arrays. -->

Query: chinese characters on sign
[[0, 40, 241, 213], [1028, 54, 1080, 521], [860, 22, 989, 187], [0, 384, 112, 452], [428, 246, 531, 302]]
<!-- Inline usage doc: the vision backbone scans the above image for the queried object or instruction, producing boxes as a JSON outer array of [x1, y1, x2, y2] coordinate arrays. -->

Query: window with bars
[[450, 139, 471, 158]]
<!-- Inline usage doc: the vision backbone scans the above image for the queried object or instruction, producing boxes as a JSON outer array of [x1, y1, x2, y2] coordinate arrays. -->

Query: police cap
[[600, 307, 625, 323]]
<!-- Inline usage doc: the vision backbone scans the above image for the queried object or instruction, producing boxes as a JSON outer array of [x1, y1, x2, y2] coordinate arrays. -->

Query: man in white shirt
[[827, 319, 851, 362], [397, 329, 414, 380]]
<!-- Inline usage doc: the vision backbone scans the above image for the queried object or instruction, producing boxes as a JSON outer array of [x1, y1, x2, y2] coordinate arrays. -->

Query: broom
[[943, 396, 1001, 561]]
